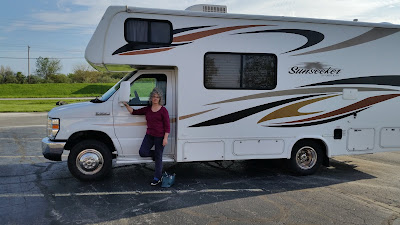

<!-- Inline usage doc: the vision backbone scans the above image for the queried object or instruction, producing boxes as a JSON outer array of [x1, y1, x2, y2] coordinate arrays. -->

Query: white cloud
[[2, 0, 400, 75], [29, 23, 83, 31], [4, 1, 400, 36], [225, 0, 400, 23], [14, 0, 397, 34], [28, 0, 219, 32], [358, 1, 400, 23], [62, 0, 400, 24], [3, 21, 27, 33], [2, 0, 399, 36], [230, 0, 368, 19]]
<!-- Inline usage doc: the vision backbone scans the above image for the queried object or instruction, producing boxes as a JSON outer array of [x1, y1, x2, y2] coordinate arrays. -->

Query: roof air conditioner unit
[[185, 4, 227, 13]]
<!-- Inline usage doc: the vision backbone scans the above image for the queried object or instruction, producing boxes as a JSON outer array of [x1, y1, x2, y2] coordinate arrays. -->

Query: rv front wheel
[[68, 140, 112, 181], [288, 140, 322, 175]]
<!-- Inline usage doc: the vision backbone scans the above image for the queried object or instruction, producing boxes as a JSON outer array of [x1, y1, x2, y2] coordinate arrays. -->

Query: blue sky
[[1, 0, 400, 75]]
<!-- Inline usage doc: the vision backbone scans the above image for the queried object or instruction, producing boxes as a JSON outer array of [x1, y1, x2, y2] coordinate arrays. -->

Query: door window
[[128, 74, 167, 106]]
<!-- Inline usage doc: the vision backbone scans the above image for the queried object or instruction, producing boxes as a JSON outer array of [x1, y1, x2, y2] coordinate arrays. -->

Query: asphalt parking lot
[[0, 113, 399, 225]]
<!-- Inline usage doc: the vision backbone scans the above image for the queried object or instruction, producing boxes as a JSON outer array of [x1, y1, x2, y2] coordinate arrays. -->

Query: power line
[[0, 57, 84, 59], [0, 50, 84, 54], [0, 50, 84, 53], [28, 45, 30, 81], [0, 46, 86, 53], [0, 19, 95, 28], [0, 43, 86, 48]]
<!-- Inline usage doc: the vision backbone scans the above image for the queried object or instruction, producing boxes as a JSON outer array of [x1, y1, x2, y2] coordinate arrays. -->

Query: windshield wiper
[[90, 97, 104, 103]]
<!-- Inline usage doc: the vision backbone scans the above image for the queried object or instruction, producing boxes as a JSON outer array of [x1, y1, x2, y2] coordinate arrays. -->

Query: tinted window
[[125, 19, 172, 44], [151, 22, 171, 43], [125, 20, 148, 42], [204, 53, 277, 90], [205, 54, 241, 88]]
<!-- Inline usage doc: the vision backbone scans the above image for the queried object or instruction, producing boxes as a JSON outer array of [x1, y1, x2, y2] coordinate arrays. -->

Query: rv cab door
[[113, 70, 175, 159]]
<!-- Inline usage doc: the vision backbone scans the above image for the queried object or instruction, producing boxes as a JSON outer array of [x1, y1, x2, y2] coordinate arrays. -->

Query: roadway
[[0, 113, 399, 224]]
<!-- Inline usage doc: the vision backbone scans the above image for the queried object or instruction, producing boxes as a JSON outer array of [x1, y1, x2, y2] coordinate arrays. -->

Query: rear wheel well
[[64, 131, 116, 158], [293, 138, 329, 167]]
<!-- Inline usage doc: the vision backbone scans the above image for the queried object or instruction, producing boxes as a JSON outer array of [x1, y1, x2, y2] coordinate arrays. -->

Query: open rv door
[[113, 70, 176, 163]]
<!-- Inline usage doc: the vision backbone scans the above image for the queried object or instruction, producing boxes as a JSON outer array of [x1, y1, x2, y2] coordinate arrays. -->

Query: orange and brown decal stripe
[[275, 94, 400, 125], [119, 47, 174, 56], [206, 87, 397, 105], [258, 95, 338, 123], [294, 27, 400, 56], [95, 117, 176, 127], [173, 25, 267, 43], [95, 122, 147, 127], [190, 94, 324, 127], [113, 122, 147, 126], [114, 25, 267, 56], [179, 108, 218, 120]]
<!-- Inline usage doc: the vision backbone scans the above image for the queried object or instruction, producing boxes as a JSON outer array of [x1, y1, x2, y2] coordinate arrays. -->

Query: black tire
[[68, 140, 112, 181], [288, 140, 323, 176]]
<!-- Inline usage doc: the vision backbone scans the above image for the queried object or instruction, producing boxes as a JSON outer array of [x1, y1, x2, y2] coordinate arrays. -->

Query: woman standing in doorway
[[123, 88, 170, 186]]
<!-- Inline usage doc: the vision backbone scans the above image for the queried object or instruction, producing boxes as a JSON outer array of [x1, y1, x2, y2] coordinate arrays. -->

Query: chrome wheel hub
[[296, 146, 317, 170], [76, 149, 104, 175]]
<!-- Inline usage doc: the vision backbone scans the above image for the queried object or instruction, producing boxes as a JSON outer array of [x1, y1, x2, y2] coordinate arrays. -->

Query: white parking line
[[0, 155, 68, 158], [0, 156, 43, 158], [0, 112, 47, 116], [0, 138, 42, 140], [0, 189, 265, 198], [0, 125, 46, 129]]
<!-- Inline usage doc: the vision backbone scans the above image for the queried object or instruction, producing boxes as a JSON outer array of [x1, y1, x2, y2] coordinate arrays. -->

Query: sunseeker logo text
[[289, 62, 341, 76]]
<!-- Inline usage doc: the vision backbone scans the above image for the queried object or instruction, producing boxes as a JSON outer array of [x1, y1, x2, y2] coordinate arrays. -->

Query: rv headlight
[[47, 118, 60, 139]]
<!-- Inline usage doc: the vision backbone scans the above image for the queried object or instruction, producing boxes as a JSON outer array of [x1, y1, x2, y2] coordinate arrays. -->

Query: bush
[[15, 72, 26, 84], [47, 74, 71, 83], [3, 71, 17, 84], [1, 63, 128, 84], [69, 67, 125, 83], [27, 75, 45, 84], [0, 83, 114, 98]]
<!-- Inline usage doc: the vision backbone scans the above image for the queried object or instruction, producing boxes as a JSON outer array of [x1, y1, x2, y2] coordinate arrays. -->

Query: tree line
[[0, 57, 126, 84]]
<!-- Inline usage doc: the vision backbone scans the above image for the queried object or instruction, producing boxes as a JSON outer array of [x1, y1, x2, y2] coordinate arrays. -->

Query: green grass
[[0, 83, 114, 98], [0, 99, 89, 112], [0, 82, 162, 112]]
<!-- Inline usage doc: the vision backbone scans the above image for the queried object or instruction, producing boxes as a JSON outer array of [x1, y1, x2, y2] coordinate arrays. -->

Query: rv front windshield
[[99, 71, 136, 102]]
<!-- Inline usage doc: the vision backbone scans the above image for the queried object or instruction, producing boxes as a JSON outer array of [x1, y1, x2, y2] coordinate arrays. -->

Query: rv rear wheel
[[288, 140, 322, 175], [68, 140, 112, 181]]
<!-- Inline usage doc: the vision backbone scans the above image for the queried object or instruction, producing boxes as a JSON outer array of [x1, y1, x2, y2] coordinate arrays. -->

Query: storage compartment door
[[347, 128, 375, 151], [233, 139, 284, 156], [380, 128, 400, 148], [183, 141, 225, 161]]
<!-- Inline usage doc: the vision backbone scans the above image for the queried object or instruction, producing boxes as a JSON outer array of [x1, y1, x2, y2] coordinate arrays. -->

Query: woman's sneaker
[[150, 177, 162, 186]]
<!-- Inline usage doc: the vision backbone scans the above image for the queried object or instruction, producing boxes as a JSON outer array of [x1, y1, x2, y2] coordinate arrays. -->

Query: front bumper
[[42, 137, 66, 161]]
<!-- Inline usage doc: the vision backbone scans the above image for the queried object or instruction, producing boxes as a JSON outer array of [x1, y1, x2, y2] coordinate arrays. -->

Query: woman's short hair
[[149, 87, 164, 105]]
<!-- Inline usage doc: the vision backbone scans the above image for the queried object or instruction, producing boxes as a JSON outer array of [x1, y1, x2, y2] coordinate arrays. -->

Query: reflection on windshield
[[99, 71, 137, 102]]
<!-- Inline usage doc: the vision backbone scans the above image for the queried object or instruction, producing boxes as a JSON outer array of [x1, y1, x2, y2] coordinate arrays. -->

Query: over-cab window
[[129, 74, 167, 106], [204, 52, 277, 90], [125, 19, 172, 44]]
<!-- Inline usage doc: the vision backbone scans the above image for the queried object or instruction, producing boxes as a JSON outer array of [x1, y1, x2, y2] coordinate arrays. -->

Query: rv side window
[[125, 19, 172, 44], [204, 53, 277, 90], [128, 74, 167, 106]]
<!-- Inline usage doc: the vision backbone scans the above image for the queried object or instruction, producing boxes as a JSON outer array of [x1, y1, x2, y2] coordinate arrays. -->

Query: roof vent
[[185, 4, 227, 13]]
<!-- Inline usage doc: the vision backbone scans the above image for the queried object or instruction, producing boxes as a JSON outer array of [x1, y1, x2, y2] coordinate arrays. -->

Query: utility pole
[[28, 45, 30, 83]]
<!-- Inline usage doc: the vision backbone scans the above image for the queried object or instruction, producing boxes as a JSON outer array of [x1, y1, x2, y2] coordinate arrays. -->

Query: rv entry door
[[113, 70, 175, 159]]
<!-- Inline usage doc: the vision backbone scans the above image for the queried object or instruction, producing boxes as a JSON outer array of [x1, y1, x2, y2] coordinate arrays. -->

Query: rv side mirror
[[119, 81, 130, 106]]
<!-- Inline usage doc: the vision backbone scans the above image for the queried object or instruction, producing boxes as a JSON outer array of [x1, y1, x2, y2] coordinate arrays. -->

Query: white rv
[[42, 5, 400, 180]]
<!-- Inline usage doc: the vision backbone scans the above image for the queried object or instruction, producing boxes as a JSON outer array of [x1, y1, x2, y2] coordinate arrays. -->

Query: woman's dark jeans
[[139, 134, 164, 179]]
